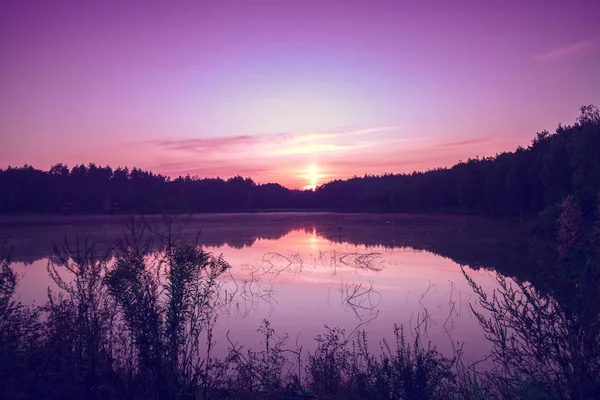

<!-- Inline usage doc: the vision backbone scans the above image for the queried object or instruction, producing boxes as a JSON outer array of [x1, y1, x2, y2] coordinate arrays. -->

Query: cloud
[[438, 138, 490, 148], [125, 126, 403, 186], [273, 127, 399, 156], [324, 154, 455, 175], [137, 126, 398, 156], [290, 126, 399, 144], [274, 142, 366, 156], [152, 135, 264, 152], [151, 159, 271, 179], [534, 40, 593, 61]]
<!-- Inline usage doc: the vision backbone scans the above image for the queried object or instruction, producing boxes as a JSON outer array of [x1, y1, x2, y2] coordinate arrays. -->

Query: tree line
[[0, 166, 315, 213], [1, 105, 599, 219], [316, 105, 600, 220]]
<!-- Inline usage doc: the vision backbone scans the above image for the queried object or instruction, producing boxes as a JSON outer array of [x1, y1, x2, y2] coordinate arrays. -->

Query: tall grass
[[1, 206, 599, 399]]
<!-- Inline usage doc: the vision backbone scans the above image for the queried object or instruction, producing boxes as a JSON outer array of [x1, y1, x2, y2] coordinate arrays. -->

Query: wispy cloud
[[151, 159, 271, 179], [151, 135, 264, 152], [290, 126, 399, 144], [125, 126, 404, 186], [438, 138, 489, 148], [275, 142, 366, 156], [136, 126, 398, 156], [534, 40, 593, 61]]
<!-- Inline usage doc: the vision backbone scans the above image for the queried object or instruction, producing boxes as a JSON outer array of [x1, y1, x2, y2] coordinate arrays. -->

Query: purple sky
[[1, 0, 599, 189]]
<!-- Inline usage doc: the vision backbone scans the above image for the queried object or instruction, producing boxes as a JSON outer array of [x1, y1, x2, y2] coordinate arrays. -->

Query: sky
[[1, 0, 599, 189]]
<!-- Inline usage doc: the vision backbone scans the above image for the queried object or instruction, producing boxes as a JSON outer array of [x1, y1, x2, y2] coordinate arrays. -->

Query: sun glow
[[308, 227, 318, 250], [304, 163, 320, 190]]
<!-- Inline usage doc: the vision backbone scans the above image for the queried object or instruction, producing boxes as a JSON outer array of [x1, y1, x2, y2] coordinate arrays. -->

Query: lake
[[2, 212, 528, 367]]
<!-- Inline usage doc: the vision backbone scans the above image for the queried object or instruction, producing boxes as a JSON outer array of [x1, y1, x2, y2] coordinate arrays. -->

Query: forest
[[1, 105, 599, 221]]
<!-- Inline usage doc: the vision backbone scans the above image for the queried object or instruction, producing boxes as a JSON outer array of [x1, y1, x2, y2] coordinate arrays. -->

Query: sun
[[304, 163, 320, 191]]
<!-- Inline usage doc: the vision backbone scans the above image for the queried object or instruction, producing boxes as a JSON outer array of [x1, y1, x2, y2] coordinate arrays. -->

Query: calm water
[[3, 212, 527, 366]]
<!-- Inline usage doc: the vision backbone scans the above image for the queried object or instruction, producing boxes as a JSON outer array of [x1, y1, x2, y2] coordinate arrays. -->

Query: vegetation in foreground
[[0, 106, 599, 221], [1, 200, 600, 399]]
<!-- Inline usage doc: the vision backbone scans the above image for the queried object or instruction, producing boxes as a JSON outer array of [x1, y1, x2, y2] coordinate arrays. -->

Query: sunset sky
[[1, 0, 599, 189]]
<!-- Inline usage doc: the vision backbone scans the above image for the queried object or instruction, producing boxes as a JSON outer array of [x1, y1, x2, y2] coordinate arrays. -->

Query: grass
[[1, 210, 598, 399]]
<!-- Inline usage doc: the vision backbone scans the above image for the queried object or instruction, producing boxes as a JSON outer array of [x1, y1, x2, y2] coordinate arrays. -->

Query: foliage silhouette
[[1, 106, 599, 222], [0, 219, 464, 399], [462, 193, 600, 399], [1, 204, 600, 398]]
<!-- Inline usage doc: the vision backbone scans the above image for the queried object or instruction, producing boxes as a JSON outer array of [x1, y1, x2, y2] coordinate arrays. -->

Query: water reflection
[[3, 212, 599, 398], [5, 214, 513, 366], [1, 213, 528, 270]]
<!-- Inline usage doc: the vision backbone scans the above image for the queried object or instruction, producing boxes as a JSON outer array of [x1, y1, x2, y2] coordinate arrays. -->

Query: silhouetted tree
[[1, 106, 599, 220]]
